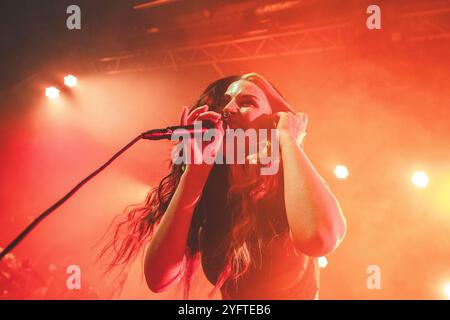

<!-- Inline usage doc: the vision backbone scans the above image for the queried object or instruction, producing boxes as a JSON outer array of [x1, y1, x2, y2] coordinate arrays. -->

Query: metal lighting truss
[[95, 3, 450, 75]]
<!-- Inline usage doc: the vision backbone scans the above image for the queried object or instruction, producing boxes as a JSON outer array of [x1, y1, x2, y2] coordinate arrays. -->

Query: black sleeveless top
[[196, 167, 320, 300]]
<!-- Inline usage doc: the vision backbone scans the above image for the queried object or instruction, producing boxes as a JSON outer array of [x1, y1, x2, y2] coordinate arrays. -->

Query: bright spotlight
[[411, 171, 429, 188], [334, 165, 349, 180], [318, 256, 328, 269], [444, 282, 450, 299], [45, 87, 60, 100], [64, 75, 78, 88]]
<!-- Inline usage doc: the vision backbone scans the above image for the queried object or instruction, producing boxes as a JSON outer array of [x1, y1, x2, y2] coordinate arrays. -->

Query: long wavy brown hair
[[99, 73, 294, 299]]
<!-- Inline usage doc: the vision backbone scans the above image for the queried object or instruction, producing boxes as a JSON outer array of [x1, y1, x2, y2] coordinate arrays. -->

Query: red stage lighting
[[444, 282, 450, 299], [64, 75, 78, 88], [45, 86, 60, 100], [334, 165, 349, 180], [318, 256, 328, 269], [411, 171, 429, 188]]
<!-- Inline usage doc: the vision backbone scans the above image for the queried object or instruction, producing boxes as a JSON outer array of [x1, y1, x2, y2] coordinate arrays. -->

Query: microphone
[[141, 112, 281, 140], [141, 121, 216, 140]]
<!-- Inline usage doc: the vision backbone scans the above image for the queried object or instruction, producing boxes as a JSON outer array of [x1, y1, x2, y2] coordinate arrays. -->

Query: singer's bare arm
[[144, 167, 209, 292], [278, 112, 346, 257], [144, 105, 222, 293]]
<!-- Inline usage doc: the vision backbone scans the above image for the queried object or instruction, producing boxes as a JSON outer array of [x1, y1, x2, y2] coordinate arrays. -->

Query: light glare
[[444, 282, 450, 299], [411, 171, 429, 188], [334, 165, 349, 179], [45, 87, 60, 100], [64, 75, 78, 88], [318, 256, 328, 268]]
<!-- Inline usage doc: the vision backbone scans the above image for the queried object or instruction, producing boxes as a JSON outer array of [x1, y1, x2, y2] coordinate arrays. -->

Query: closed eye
[[238, 96, 259, 109], [241, 101, 256, 108]]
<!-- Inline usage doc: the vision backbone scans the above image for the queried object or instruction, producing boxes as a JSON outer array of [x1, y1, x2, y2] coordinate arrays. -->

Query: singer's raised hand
[[181, 105, 221, 126], [275, 111, 308, 147], [178, 105, 224, 177]]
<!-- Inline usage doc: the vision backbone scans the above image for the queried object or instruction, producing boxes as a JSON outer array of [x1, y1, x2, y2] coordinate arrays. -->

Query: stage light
[[45, 87, 60, 100], [444, 282, 450, 299], [318, 256, 328, 268], [334, 165, 349, 179], [411, 171, 429, 188], [64, 75, 78, 88]]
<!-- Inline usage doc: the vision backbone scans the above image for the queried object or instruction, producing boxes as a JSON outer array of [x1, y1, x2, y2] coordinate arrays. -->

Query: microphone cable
[[0, 133, 144, 261], [0, 119, 219, 260]]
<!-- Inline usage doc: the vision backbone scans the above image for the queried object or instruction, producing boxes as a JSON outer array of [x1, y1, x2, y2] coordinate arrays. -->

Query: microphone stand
[[0, 120, 217, 261]]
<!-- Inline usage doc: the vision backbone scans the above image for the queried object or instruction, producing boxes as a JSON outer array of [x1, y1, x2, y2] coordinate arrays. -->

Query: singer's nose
[[222, 100, 239, 117]]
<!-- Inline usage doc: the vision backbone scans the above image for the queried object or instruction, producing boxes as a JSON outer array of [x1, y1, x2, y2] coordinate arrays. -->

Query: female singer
[[101, 73, 346, 299]]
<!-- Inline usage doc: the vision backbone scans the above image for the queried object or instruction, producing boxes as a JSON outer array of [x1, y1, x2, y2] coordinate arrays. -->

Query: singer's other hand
[[275, 111, 308, 147]]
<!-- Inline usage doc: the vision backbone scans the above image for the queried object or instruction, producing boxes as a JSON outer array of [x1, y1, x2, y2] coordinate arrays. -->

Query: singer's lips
[[223, 116, 245, 129]]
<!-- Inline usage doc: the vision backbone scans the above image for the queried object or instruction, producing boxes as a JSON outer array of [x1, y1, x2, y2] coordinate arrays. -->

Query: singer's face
[[222, 80, 272, 129]]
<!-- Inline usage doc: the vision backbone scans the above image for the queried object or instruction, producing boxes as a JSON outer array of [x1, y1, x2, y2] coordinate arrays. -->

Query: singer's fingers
[[180, 106, 189, 126], [273, 112, 284, 121], [187, 105, 209, 123], [295, 112, 308, 131], [302, 113, 309, 127], [192, 115, 221, 128], [194, 111, 222, 123]]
